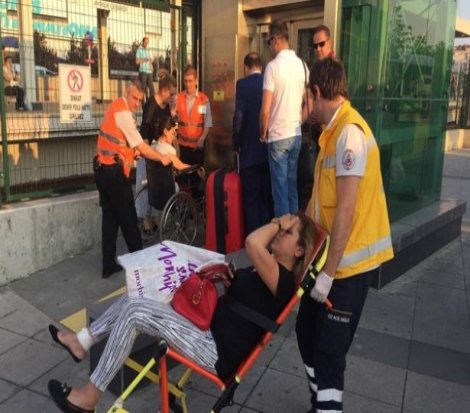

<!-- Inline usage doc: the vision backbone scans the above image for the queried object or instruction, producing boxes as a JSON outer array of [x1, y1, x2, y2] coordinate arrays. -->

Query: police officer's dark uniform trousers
[[94, 160, 142, 277]]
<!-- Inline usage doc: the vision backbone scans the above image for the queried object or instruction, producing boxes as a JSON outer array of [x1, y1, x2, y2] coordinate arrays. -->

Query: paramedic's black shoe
[[48, 325, 82, 363], [48, 380, 95, 413], [102, 263, 123, 279]]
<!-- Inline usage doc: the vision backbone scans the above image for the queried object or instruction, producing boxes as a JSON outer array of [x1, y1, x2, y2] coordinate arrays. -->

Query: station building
[[0, 0, 466, 286]]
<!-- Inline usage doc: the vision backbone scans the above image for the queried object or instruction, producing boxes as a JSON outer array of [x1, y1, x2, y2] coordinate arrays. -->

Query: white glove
[[310, 271, 334, 303]]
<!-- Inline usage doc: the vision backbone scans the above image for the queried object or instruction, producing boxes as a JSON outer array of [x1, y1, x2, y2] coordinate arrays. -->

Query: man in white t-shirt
[[260, 19, 306, 216]]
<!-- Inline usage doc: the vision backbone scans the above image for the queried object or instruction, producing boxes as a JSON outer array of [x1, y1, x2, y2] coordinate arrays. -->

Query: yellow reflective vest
[[311, 100, 394, 278]]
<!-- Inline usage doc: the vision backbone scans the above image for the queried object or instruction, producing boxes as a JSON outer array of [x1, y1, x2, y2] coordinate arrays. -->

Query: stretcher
[[108, 223, 330, 413]]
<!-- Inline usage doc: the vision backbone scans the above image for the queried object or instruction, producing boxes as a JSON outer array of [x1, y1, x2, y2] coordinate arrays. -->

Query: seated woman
[[47, 212, 317, 413], [3, 56, 25, 111], [152, 116, 189, 171], [135, 116, 190, 235]]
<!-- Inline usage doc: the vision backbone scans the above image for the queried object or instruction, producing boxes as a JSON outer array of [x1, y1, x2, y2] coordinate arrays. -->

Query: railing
[[1, 0, 184, 204]]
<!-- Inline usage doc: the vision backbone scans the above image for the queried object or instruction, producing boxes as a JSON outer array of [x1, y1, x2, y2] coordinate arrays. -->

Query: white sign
[[59, 64, 92, 124]]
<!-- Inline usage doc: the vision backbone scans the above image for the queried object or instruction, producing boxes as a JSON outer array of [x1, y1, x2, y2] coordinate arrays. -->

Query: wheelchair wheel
[[160, 191, 198, 244]]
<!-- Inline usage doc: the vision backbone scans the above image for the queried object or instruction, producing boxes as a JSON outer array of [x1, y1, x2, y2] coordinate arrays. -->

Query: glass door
[[292, 19, 322, 69]]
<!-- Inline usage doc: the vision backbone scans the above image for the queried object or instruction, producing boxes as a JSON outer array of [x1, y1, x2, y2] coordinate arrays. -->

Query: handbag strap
[[303, 61, 309, 113], [198, 263, 234, 283], [302, 61, 313, 143], [226, 296, 279, 333]]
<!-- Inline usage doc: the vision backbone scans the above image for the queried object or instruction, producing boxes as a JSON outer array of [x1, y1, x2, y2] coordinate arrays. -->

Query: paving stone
[[345, 355, 406, 406], [408, 340, 470, 386], [0, 288, 16, 319], [379, 272, 419, 298], [0, 388, 56, 412], [10, 262, 125, 322], [349, 327, 410, 370], [243, 368, 311, 413], [185, 361, 267, 405], [344, 392, 402, 413], [413, 282, 470, 354], [182, 387, 244, 413], [0, 327, 27, 356], [413, 266, 465, 290], [0, 308, 52, 337], [404, 372, 470, 413], [359, 290, 415, 339], [0, 339, 67, 386], [440, 177, 461, 199], [268, 335, 306, 379], [0, 378, 21, 404], [28, 355, 91, 396], [0, 289, 52, 336]]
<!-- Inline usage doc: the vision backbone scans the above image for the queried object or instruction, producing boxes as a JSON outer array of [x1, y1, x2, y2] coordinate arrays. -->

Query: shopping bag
[[119, 241, 225, 303]]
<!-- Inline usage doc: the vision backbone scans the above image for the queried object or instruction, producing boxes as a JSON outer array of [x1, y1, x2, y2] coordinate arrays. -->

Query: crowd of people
[[46, 19, 394, 413]]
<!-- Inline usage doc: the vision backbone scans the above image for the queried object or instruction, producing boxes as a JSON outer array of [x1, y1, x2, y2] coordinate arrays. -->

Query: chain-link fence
[[1, 0, 187, 204]]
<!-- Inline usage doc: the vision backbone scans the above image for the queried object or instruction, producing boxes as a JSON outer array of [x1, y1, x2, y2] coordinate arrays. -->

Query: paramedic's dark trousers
[[94, 163, 143, 275], [296, 269, 376, 412]]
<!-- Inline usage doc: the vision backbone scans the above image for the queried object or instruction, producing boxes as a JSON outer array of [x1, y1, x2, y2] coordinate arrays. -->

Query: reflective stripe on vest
[[96, 97, 135, 177], [338, 236, 393, 270], [313, 100, 393, 278], [176, 92, 207, 148], [178, 120, 205, 128], [99, 129, 126, 146]]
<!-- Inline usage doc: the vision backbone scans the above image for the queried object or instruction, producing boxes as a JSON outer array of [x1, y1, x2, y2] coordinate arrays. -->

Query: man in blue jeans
[[136, 37, 154, 101], [260, 19, 307, 216]]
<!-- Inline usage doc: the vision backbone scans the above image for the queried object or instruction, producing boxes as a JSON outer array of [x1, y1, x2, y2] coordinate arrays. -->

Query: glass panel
[[297, 28, 315, 68], [381, 0, 455, 220], [341, 0, 456, 221]]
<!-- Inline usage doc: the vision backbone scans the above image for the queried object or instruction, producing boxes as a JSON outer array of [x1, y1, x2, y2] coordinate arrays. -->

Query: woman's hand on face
[[278, 214, 299, 232]]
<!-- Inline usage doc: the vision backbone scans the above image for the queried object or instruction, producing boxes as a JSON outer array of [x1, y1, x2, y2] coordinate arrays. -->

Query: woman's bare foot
[[57, 330, 86, 361], [49, 324, 86, 362]]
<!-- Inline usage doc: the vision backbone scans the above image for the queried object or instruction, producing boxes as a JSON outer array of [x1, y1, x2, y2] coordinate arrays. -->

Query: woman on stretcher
[[47, 212, 317, 413]]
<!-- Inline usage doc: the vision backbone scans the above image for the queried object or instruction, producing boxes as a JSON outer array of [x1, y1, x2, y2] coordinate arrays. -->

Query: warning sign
[[59, 64, 92, 123]]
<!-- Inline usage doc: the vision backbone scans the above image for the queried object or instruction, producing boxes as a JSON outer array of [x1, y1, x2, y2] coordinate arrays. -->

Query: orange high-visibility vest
[[176, 91, 208, 149], [96, 97, 135, 177]]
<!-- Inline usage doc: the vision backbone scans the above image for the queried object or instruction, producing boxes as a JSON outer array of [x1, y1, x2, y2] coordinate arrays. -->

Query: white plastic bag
[[119, 241, 225, 303]]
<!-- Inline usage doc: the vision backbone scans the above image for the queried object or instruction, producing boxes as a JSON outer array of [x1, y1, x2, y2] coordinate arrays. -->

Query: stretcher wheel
[[160, 191, 198, 244], [168, 394, 184, 413]]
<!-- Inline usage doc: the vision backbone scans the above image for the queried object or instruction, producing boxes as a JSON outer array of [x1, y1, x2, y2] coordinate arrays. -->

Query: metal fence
[[1, 0, 188, 204]]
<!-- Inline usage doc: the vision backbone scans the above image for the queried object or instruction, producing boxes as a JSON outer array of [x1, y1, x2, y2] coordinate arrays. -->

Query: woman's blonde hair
[[292, 211, 318, 283]]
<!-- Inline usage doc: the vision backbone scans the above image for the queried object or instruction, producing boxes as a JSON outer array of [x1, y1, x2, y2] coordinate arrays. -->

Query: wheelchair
[[135, 159, 205, 245]]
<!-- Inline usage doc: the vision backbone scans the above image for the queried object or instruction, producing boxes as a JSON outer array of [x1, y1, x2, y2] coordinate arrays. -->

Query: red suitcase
[[205, 168, 244, 254]]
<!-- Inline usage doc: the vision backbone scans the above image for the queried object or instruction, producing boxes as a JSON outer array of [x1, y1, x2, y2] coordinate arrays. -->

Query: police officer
[[94, 80, 171, 278], [296, 58, 394, 412]]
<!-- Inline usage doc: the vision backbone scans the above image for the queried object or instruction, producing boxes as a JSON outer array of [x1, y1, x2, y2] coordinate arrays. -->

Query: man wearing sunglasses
[[312, 24, 334, 60], [260, 19, 307, 216]]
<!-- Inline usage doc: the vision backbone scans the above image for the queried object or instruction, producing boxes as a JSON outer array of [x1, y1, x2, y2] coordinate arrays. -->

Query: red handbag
[[171, 263, 233, 331]]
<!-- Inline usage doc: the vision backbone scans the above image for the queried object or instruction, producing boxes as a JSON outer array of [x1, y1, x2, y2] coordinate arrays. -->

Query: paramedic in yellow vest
[[94, 80, 172, 279], [296, 58, 394, 413], [176, 65, 212, 166]]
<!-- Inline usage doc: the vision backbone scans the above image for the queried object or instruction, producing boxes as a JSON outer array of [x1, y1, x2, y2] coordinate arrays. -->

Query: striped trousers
[[89, 295, 219, 391], [295, 270, 374, 412]]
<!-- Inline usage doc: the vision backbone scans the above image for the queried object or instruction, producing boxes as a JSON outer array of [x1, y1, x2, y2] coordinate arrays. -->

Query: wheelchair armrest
[[175, 164, 204, 177]]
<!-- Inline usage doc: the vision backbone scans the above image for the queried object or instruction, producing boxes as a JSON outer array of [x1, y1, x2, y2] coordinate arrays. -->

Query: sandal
[[48, 380, 95, 413], [48, 325, 82, 363]]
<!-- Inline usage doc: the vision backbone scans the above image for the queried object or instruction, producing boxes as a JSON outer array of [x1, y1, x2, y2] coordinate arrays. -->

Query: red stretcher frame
[[155, 223, 331, 413], [108, 224, 330, 413]]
